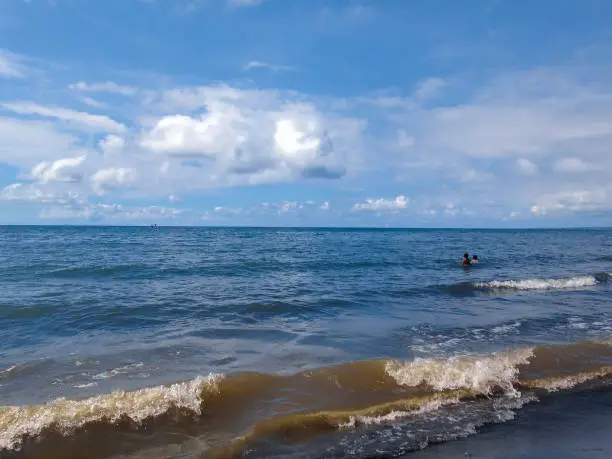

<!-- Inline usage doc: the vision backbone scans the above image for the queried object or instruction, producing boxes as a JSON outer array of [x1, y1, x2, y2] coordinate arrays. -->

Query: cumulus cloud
[[3, 52, 612, 224], [353, 195, 408, 212], [30, 156, 86, 183], [137, 86, 361, 187], [99, 135, 126, 156], [91, 167, 137, 195]]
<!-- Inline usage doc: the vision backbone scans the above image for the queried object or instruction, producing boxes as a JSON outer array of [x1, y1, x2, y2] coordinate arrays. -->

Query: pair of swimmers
[[462, 253, 478, 266]]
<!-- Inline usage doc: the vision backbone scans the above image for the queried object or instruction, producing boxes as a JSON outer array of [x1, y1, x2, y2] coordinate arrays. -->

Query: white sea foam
[[385, 348, 534, 397], [478, 275, 598, 291], [491, 321, 522, 334], [338, 397, 461, 430], [92, 362, 145, 380], [490, 393, 538, 422], [0, 365, 18, 379], [528, 367, 612, 392], [0, 373, 223, 451], [73, 382, 98, 389]]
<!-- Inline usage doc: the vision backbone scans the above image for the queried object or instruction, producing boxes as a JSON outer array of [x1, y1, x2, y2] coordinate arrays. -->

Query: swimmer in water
[[462, 253, 471, 266], [471, 255, 479, 263]]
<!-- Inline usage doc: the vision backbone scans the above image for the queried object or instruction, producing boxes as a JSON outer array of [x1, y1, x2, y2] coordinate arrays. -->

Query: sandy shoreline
[[411, 385, 612, 459]]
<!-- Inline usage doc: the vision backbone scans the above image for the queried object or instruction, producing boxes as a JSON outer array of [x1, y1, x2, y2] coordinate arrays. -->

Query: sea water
[[1, 226, 611, 458]]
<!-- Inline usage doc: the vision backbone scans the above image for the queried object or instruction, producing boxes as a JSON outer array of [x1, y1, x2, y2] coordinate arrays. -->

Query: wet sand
[[412, 385, 612, 459]]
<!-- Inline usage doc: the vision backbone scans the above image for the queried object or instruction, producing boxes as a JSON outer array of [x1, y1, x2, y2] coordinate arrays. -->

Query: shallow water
[[1, 226, 611, 458]]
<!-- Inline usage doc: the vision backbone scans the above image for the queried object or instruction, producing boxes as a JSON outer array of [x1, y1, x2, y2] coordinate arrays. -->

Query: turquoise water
[[1, 226, 612, 458]]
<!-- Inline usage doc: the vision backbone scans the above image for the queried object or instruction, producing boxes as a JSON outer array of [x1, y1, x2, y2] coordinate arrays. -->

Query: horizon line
[[0, 224, 610, 231]]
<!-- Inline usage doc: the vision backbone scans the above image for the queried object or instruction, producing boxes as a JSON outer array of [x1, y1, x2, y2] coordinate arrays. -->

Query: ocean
[[1, 226, 611, 459]]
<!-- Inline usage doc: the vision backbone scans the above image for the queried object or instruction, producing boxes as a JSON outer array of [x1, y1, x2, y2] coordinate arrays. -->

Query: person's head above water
[[472, 255, 478, 261], [463, 253, 469, 259]]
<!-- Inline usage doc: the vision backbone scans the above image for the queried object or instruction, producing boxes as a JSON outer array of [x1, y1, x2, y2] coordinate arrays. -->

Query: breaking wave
[[442, 273, 611, 295], [3, 341, 612, 458], [0, 374, 223, 451]]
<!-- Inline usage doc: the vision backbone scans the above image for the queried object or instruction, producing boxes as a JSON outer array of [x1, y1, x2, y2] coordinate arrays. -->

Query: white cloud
[[397, 129, 415, 149], [425, 103, 605, 158], [1, 102, 126, 133], [0, 117, 80, 166], [413, 77, 445, 101], [243, 61, 296, 72], [213, 205, 242, 216], [279, 201, 300, 213], [517, 158, 538, 175], [0, 49, 25, 78], [91, 167, 137, 195], [3, 60, 612, 223], [81, 97, 106, 108], [140, 112, 241, 156], [274, 119, 320, 157], [0, 183, 84, 206], [99, 135, 126, 156], [254, 200, 327, 216], [40, 203, 186, 222], [553, 157, 592, 173], [138, 86, 361, 186], [353, 195, 408, 212], [228, 0, 263, 7], [1, 182, 190, 224], [31, 155, 86, 183], [390, 69, 612, 160], [69, 81, 137, 96], [531, 188, 610, 215]]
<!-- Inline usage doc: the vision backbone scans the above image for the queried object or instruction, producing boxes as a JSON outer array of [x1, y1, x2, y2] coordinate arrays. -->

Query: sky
[[1, 0, 612, 227]]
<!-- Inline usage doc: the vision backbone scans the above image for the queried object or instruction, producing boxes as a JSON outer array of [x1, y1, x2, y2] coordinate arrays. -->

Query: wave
[[40, 259, 406, 280], [442, 272, 611, 295], [45, 264, 146, 278], [0, 374, 223, 451], [389, 273, 612, 298], [385, 348, 533, 397], [476, 275, 601, 290], [3, 341, 612, 457]]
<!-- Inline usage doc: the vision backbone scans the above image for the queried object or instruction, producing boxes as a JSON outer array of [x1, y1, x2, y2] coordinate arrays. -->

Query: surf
[[3, 340, 612, 458]]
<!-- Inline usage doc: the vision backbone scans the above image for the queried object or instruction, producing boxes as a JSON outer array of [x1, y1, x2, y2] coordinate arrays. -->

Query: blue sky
[[1, 0, 612, 227]]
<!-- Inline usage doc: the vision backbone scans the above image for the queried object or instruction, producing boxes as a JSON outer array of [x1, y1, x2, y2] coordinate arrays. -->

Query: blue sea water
[[1, 226, 612, 458]]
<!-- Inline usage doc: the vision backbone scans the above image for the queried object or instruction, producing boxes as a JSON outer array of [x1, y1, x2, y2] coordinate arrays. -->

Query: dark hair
[[472, 255, 478, 260], [464, 253, 469, 258]]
